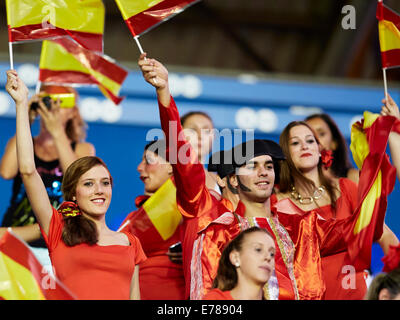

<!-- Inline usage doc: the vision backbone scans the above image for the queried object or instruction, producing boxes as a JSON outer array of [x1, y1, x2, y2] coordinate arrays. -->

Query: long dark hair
[[365, 268, 400, 300], [61, 156, 113, 246], [212, 227, 273, 292], [180, 111, 214, 127], [279, 121, 337, 210], [305, 113, 353, 178]]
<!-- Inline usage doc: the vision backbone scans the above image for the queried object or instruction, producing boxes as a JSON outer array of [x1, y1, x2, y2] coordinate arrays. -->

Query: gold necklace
[[290, 185, 326, 204]]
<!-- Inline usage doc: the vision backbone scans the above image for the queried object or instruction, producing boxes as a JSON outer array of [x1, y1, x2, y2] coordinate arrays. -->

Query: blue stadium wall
[[0, 62, 399, 274]]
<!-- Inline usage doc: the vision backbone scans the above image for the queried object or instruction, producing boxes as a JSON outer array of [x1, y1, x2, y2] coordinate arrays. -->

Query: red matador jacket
[[119, 192, 185, 300], [191, 199, 299, 300], [158, 96, 234, 299]]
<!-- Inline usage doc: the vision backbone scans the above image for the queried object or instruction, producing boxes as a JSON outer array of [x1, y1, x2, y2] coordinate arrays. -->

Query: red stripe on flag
[[381, 48, 400, 69], [53, 38, 127, 84], [377, 2, 400, 27], [39, 69, 94, 84], [120, 208, 166, 255], [125, 0, 198, 36], [0, 231, 76, 299], [8, 24, 103, 52]]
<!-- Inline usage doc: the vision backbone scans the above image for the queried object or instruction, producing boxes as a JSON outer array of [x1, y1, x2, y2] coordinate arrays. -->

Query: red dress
[[274, 178, 372, 300], [119, 194, 185, 300], [158, 96, 234, 299], [41, 207, 146, 300], [203, 289, 234, 300]]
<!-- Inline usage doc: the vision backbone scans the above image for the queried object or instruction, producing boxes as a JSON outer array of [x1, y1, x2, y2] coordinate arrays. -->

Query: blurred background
[[0, 0, 399, 273]]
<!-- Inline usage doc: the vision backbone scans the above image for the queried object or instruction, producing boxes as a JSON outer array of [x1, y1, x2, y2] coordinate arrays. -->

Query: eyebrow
[[289, 134, 315, 140], [247, 160, 274, 165], [81, 177, 110, 182]]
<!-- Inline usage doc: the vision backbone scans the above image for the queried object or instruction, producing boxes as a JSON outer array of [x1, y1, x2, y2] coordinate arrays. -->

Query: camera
[[30, 96, 52, 111]]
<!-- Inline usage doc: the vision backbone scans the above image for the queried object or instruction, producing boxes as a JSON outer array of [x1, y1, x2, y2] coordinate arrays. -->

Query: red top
[[119, 195, 185, 300], [158, 97, 234, 299], [203, 289, 234, 300], [274, 178, 371, 300], [41, 207, 147, 300]]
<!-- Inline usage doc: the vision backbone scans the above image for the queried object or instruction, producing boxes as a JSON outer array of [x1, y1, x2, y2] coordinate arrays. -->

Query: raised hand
[[5, 70, 29, 104], [138, 53, 169, 90], [381, 94, 400, 119], [138, 53, 171, 106]]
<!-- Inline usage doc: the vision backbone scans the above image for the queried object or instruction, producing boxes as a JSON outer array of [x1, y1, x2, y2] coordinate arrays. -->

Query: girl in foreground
[[5, 70, 146, 300], [203, 227, 275, 300]]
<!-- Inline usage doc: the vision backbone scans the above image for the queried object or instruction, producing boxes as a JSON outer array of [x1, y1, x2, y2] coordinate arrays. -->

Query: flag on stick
[[39, 38, 128, 105], [377, 1, 400, 69], [0, 229, 75, 300], [118, 178, 182, 252], [6, 0, 105, 52], [348, 112, 399, 270], [115, 0, 200, 52]]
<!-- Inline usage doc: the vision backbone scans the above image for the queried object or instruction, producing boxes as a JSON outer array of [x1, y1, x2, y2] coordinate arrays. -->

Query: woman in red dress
[[274, 120, 385, 299], [6, 70, 146, 300]]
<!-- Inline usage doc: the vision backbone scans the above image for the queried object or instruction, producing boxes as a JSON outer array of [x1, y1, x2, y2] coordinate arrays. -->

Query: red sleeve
[[124, 231, 147, 265], [39, 207, 63, 253], [158, 96, 214, 218]]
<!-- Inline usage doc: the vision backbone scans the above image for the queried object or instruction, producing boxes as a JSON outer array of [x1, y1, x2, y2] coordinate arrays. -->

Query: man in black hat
[[190, 139, 300, 300]]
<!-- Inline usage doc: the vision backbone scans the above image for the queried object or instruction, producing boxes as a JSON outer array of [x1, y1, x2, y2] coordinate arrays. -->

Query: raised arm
[[381, 94, 400, 182], [5, 70, 53, 236], [138, 53, 213, 218]]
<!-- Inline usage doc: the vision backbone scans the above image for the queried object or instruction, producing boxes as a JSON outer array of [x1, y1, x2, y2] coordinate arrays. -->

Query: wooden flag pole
[[9, 42, 14, 70], [382, 67, 389, 101]]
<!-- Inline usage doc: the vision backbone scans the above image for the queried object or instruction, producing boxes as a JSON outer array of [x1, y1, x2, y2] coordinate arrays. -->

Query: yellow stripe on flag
[[40, 41, 88, 73], [353, 171, 382, 235], [0, 252, 45, 300], [379, 20, 400, 52], [350, 111, 379, 169], [6, 0, 104, 34], [115, 0, 164, 20], [40, 40, 123, 98], [142, 179, 182, 240]]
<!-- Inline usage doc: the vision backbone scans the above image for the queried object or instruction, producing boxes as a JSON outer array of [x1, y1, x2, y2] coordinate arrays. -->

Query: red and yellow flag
[[0, 230, 75, 300], [118, 178, 182, 252], [348, 111, 399, 270], [39, 38, 128, 105], [6, 0, 104, 52], [115, 0, 200, 37], [377, 1, 400, 68]]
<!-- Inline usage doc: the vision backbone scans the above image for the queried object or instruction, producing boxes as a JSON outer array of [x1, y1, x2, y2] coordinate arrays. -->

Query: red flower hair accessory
[[382, 244, 400, 273], [320, 149, 333, 169], [58, 201, 82, 217]]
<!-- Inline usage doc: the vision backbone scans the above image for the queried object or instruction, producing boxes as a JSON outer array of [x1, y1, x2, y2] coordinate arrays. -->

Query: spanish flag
[[118, 179, 182, 253], [39, 38, 128, 105], [348, 112, 399, 270], [377, 1, 400, 69], [115, 0, 200, 37], [0, 230, 75, 300]]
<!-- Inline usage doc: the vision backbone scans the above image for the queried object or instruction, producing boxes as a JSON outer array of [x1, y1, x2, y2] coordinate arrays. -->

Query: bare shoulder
[[346, 168, 359, 185]]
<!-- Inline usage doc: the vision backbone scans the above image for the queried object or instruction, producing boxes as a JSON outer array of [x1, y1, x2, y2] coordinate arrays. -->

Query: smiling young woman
[[5, 70, 146, 300]]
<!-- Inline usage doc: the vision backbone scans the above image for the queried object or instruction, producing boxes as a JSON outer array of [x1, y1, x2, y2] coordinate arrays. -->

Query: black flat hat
[[231, 139, 285, 168], [208, 149, 235, 179]]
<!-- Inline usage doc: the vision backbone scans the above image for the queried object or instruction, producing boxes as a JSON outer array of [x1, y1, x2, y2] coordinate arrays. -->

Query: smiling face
[[232, 154, 275, 203], [231, 231, 275, 286], [182, 113, 215, 162], [73, 165, 112, 217], [288, 125, 320, 174], [137, 150, 172, 195]]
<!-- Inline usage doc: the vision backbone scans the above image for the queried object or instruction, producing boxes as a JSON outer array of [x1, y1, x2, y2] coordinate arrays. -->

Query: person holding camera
[[0, 82, 95, 271]]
